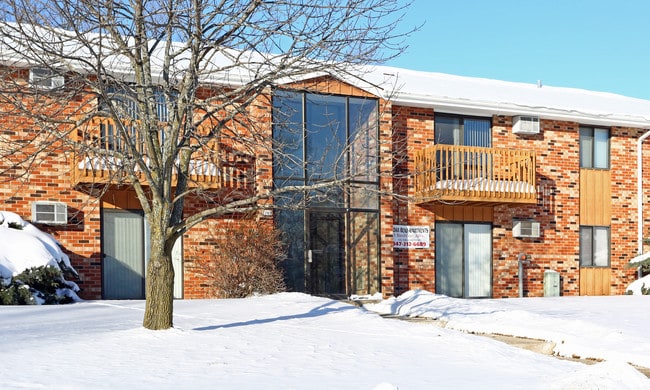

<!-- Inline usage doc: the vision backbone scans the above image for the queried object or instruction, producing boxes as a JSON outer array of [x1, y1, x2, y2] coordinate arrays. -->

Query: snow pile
[[626, 274, 650, 295], [0, 210, 80, 302]]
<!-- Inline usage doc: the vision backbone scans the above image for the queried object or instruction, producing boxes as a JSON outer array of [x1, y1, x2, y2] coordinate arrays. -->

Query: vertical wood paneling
[[579, 268, 611, 295], [433, 205, 493, 222], [580, 169, 611, 225]]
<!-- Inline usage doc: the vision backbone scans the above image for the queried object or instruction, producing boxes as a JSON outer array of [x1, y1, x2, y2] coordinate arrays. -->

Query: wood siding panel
[[282, 77, 376, 98], [580, 169, 611, 226], [579, 268, 611, 295], [433, 205, 493, 222], [102, 190, 141, 210]]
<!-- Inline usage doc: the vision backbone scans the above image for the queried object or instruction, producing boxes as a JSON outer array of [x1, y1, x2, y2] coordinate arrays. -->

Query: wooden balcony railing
[[71, 117, 255, 192], [414, 144, 536, 205]]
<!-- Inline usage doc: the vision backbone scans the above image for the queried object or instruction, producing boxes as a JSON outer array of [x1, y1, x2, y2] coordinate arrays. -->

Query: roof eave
[[391, 93, 650, 129]]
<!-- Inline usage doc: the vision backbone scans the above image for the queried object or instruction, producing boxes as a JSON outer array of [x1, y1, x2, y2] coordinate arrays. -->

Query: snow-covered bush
[[0, 211, 80, 304], [625, 274, 650, 295], [0, 265, 79, 304]]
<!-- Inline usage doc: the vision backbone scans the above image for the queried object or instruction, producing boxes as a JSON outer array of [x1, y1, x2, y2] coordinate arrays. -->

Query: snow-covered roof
[[358, 67, 650, 129], [3, 22, 650, 129]]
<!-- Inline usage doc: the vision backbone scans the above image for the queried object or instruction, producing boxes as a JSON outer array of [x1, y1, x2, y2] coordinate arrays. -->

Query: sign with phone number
[[393, 225, 430, 249]]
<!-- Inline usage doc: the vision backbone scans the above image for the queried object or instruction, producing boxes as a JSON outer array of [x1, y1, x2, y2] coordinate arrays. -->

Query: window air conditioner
[[29, 68, 65, 89], [512, 116, 540, 135], [32, 201, 68, 225], [513, 220, 540, 238]]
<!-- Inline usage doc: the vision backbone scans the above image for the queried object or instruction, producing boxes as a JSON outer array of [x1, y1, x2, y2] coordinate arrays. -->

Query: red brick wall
[[2, 70, 645, 300], [383, 105, 437, 295], [0, 93, 103, 299], [611, 126, 647, 293], [492, 116, 581, 297], [388, 109, 641, 298]]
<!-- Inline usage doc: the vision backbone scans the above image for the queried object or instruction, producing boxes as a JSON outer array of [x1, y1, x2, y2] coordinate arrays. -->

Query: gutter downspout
[[637, 130, 650, 277]]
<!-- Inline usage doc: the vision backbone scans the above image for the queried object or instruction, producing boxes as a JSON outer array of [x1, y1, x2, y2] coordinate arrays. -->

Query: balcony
[[414, 144, 536, 205], [70, 117, 255, 192]]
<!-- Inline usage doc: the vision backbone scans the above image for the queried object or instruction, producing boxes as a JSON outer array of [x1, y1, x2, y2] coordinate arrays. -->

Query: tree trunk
[[143, 223, 175, 330]]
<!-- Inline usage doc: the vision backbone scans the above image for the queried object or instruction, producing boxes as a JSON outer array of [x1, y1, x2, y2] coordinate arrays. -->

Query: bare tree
[[0, 0, 411, 329]]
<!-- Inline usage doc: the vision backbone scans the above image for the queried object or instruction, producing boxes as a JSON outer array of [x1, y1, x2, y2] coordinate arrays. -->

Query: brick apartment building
[[2, 60, 649, 299]]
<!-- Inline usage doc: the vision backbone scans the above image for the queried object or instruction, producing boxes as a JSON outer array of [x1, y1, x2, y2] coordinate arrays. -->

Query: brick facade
[[1, 69, 647, 300], [383, 109, 643, 297]]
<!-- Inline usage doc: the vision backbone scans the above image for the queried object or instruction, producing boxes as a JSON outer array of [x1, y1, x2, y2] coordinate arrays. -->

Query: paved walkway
[[382, 314, 650, 379]]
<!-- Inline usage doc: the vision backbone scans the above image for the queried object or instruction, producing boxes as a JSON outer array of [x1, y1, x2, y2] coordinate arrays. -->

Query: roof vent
[[29, 68, 65, 90], [513, 220, 540, 238], [32, 201, 67, 225], [513, 116, 540, 135]]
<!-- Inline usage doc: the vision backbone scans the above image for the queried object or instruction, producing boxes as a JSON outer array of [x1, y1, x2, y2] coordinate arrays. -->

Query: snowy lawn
[[1, 292, 649, 389]]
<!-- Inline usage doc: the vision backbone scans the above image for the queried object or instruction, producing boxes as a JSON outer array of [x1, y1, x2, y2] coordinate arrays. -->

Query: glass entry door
[[435, 222, 492, 298], [308, 212, 345, 295]]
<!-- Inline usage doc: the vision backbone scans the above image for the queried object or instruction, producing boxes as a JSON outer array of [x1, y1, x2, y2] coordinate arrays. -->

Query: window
[[272, 90, 379, 209], [580, 126, 609, 168], [100, 87, 171, 122], [272, 90, 380, 296], [580, 226, 610, 267], [434, 114, 491, 180], [435, 114, 491, 147], [29, 68, 64, 89], [98, 87, 172, 153]]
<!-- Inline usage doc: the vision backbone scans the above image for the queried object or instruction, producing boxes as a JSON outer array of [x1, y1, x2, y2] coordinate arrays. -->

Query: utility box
[[544, 270, 560, 297]]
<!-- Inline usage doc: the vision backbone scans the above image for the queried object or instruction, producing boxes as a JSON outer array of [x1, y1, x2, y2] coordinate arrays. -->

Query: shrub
[[0, 283, 35, 305], [0, 265, 77, 305], [198, 218, 287, 298]]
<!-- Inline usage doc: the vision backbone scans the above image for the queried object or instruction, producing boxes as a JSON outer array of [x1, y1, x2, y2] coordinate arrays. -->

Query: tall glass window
[[272, 91, 379, 208], [272, 90, 380, 296]]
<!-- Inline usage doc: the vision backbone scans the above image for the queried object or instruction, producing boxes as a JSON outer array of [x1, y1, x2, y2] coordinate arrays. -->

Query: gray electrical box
[[544, 270, 560, 297]]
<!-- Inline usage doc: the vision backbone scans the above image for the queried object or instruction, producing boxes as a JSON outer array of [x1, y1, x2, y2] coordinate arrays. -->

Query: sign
[[393, 225, 430, 248]]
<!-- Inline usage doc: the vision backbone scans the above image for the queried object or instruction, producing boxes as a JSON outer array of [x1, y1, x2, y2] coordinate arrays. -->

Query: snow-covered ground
[[2, 210, 649, 388], [1, 292, 649, 390]]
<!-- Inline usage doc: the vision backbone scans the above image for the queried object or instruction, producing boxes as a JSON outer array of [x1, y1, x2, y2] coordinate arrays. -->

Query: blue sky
[[386, 0, 650, 99]]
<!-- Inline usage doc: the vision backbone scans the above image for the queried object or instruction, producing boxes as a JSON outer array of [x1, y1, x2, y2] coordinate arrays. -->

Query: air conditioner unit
[[29, 68, 65, 89], [513, 220, 540, 238], [512, 116, 540, 135], [32, 201, 67, 225]]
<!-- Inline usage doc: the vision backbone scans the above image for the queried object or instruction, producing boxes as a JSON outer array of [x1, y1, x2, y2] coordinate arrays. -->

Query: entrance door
[[436, 222, 492, 298], [308, 212, 345, 295], [102, 209, 183, 299], [103, 210, 145, 299]]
